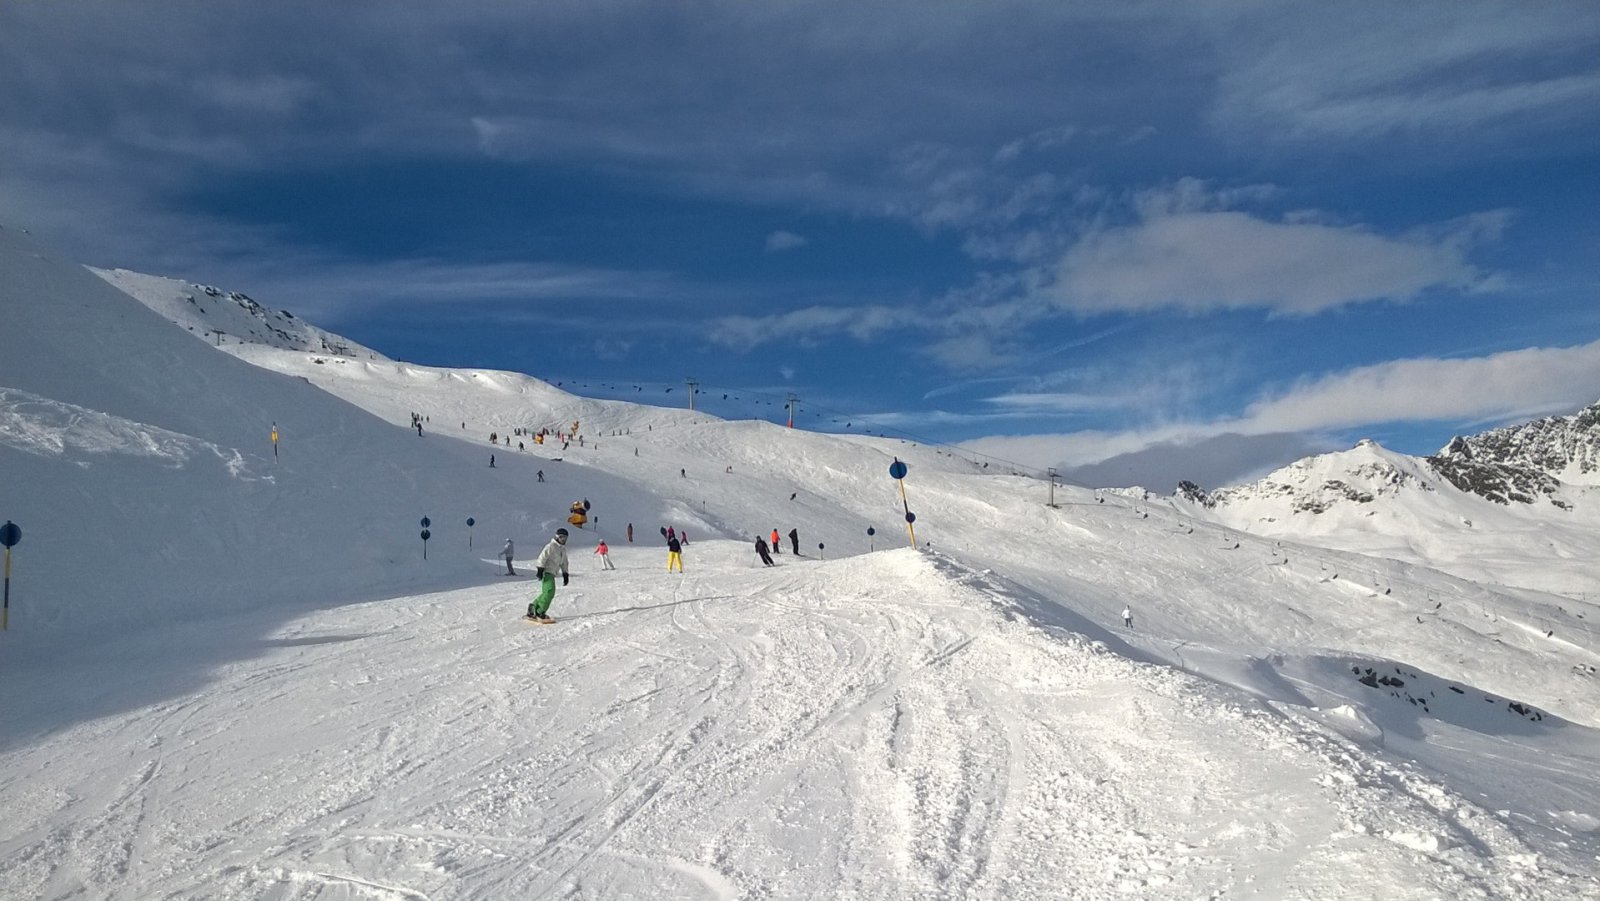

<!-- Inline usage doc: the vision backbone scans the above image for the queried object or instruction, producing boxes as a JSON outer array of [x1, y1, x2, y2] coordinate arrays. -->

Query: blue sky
[[3, 2, 1599, 488]]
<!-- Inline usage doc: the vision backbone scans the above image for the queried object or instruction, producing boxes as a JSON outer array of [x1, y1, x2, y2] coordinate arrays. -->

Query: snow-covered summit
[[1179, 438, 1440, 515], [92, 266, 387, 360], [1433, 400, 1600, 491], [1174, 429, 1599, 596]]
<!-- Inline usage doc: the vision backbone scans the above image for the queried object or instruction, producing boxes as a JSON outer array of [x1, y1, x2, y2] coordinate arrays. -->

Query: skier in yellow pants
[[667, 533, 683, 572]]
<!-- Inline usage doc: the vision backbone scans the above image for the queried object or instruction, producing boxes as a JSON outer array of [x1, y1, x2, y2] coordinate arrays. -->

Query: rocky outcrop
[[1426, 401, 1600, 506]]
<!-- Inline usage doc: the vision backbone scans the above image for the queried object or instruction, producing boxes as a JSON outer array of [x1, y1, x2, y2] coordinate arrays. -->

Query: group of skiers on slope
[[508, 524, 1137, 631], [753, 527, 799, 567], [508, 521, 814, 620]]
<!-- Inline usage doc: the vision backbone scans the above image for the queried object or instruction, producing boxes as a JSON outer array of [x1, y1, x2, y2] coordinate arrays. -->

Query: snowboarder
[[755, 536, 775, 566], [537, 470, 545, 482], [667, 534, 684, 573], [788, 528, 799, 555], [500, 538, 516, 575], [627, 523, 634, 543], [527, 528, 571, 622], [680, 468, 686, 478], [1122, 606, 1133, 629], [595, 539, 615, 570], [771, 529, 782, 553], [489, 454, 495, 468]]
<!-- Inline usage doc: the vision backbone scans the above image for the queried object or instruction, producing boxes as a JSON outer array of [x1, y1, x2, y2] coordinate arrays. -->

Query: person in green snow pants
[[528, 527, 571, 619]]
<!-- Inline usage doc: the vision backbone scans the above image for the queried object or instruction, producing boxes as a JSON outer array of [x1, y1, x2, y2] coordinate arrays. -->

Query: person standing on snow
[[667, 534, 684, 573], [1122, 606, 1133, 629], [788, 527, 800, 555], [595, 539, 616, 570], [500, 538, 516, 575], [527, 528, 571, 621], [627, 523, 634, 543], [771, 529, 782, 553], [755, 536, 775, 567]]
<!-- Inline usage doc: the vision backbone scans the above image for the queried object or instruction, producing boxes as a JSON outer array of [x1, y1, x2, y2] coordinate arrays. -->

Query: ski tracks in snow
[[1, 548, 1588, 899]]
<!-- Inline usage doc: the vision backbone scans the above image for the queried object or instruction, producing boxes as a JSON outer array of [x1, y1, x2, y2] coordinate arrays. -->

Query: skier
[[500, 538, 516, 575], [755, 536, 775, 567], [667, 533, 684, 573], [1122, 606, 1133, 629], [771, 528, 782, 553], [627, 523, 634, 543], [788, 527, 799, 555], [489, 454, 495, 468], [537, 470, 545, 482], [527, 528, 571, 622], [595, 539, 615, 570]]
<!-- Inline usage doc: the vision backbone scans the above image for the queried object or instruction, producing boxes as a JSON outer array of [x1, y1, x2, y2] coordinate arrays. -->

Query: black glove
[[536, 567, 545, 580], [562, 572, 569, 586]]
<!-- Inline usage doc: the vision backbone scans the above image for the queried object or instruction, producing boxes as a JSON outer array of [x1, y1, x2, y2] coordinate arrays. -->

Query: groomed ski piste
[[3, 223, 1598, 898]]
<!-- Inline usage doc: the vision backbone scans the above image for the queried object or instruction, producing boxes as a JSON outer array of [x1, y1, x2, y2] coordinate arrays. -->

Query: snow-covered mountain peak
[[1179, 438, 1432, 514], [1174, 413, 1600, 596], [1433, 399, 1600, 488], [91, 267, 386, 360]]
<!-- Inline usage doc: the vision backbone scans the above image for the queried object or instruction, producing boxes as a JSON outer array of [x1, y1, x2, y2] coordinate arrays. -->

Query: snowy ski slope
[[2, 223, 1597, 899]]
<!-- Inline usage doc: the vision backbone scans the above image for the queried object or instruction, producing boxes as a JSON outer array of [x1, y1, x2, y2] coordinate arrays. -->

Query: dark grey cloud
[[1055, 431, 1332, 492]]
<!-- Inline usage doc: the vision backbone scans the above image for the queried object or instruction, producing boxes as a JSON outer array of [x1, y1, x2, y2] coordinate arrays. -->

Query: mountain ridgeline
[[1180, 400, 1600, 513]]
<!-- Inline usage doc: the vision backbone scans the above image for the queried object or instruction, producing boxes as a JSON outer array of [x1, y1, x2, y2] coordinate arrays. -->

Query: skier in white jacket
[[500, 539, 516, 575], [528, 528, 571, 621]]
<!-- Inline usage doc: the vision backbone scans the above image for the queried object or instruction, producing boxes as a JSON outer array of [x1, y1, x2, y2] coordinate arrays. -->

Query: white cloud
[[764, 230, 808, 252], [984, 392, 1143, 414], [1054, 210, 1493, 315], [1213, 7, 1600, 145], [709, 305, 914, 351], [1237, 339, 1600, 433], [961, 338, 1600, 484]]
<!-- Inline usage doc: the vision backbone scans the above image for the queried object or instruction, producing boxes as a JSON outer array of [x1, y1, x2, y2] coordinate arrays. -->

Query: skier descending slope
[[526, 528, 570, 623]]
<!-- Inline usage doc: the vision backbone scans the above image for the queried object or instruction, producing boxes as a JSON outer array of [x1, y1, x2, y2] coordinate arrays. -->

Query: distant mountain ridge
[[92, 267, 386, 360], [1172, 403, 1600, 597], [1432, 400, 1600, 497], [1180, 399, 1600, 513]]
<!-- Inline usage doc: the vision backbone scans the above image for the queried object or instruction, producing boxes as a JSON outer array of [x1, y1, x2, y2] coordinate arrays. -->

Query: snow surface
[[1177, 440, 1600, 599], [3, 222, 1599, 899]]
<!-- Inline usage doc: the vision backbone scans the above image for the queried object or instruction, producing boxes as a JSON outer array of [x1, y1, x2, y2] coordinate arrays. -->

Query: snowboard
[[524, 614, 556, 625]]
